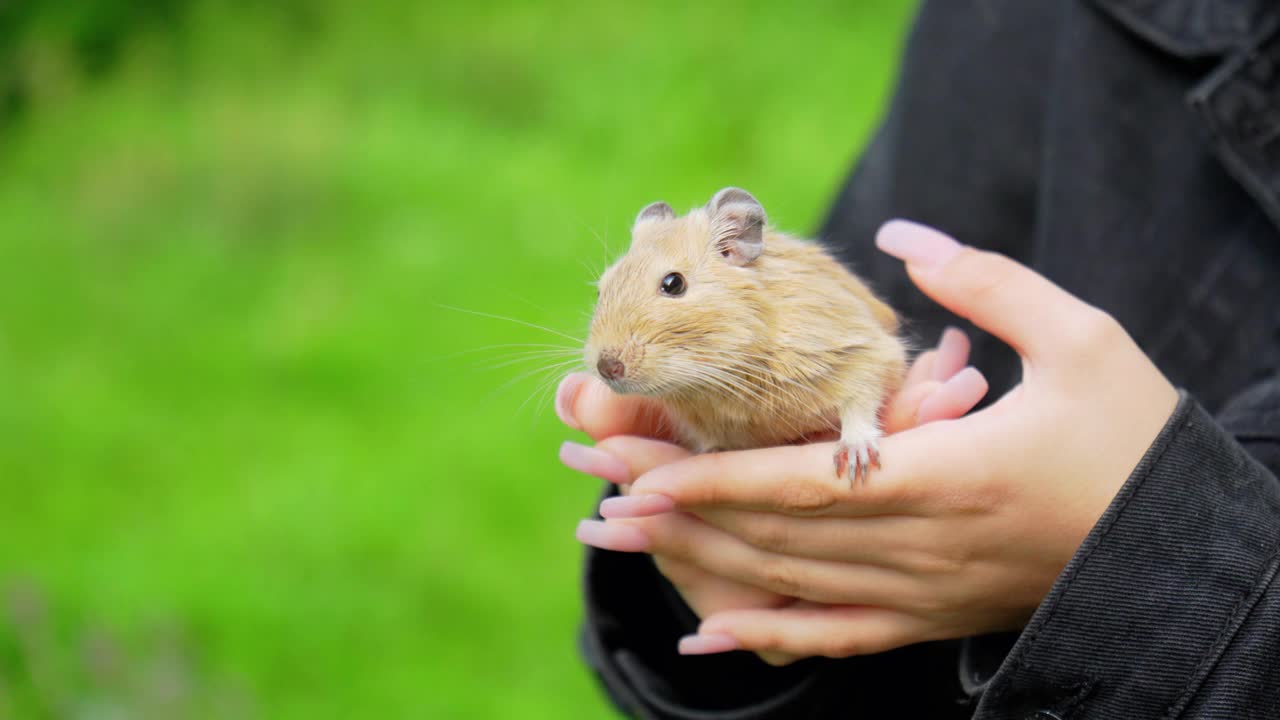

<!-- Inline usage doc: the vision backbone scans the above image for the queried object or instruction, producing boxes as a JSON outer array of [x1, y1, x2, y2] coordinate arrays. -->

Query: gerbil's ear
[[707, 187, 766, 266], [634, 201, 675, 227]]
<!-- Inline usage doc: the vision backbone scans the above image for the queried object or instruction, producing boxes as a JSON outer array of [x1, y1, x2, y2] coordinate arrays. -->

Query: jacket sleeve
[[963, 383, 1280, 719]]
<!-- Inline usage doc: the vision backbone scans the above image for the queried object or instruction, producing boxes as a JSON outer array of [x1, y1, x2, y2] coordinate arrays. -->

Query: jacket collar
[[1095, 0, 1280, 231], [1093, 0, 1277, 57]]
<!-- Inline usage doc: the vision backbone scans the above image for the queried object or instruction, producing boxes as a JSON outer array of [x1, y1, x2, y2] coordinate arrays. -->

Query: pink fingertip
[[555, 373, 589, 430], [678, 633, 739, 655], [575, 519, 650, 552], [875, 220, 963, 269], [560, 442, 632, 485], [918, 366, 989, 423], [600, 494, 675, 518], [932, 326, 970, 381]]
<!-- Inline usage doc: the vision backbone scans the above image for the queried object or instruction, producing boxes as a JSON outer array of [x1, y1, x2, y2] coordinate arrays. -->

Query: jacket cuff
[[973, 391, 1280, 718]]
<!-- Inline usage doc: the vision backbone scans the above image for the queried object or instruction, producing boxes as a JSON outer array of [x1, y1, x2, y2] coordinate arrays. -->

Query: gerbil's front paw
[[833, 436, 880, 486]]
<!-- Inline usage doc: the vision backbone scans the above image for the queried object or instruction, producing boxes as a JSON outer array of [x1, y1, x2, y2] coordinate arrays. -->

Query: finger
[[556, 373, 675, 442], [576, 512, 917, 606], [881, 379, 941, 435], [558, 430, 691, 486], [651, 556, 785, 610], [560, 441, 633, 485], [876, 220, 1100, 361], [932, 326, 970, 381], [693, 508, 927, 566], [678, 630, 799, 666], [592, 435, 691, 487], [684, 605, 934, 660], [561, 436, 688, 494], [902, 349, 939, 389], [654, 547, 801, 667], [627, 443, 914, 517], [917, 366, 988, 424], [884, 338, 984, 434]]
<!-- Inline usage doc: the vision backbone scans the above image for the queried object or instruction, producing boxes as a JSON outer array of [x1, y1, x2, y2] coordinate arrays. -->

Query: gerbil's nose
[[597, 354, 626, 381]]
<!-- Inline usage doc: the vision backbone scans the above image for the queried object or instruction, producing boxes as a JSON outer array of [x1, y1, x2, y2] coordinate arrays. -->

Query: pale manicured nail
[[575, 519, 650, 552], [678, 633, 739, 655], [555, 373, 588, 430], [560, 442, 631, 485], [599, 494, 675, 518], [918, 366, 989, 423], [875, 220, 963, 269]]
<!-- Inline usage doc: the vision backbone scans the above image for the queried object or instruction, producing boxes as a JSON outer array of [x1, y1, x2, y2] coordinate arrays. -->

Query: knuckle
[[822, 634, 862, 659], [746, 518, 793, 553], [753, 627, 788, 654], [956, 250, 1016, 302], [777, 478, 836, 515], [758, 558, 804, 597], [653, 556, 699, 588], [664, 531, 696, 563], [593, 436, 630, 457], [907, 588, 954, 616], [937, 477, 1006, 516], [1068, 308, 1125, 355], [903, 548, 966, 577], [691, 453, 732, 505]]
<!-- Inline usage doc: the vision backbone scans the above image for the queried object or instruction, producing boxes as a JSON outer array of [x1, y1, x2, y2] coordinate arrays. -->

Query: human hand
[[577, 220, 1179, 662], [558, 318, 987, 661]]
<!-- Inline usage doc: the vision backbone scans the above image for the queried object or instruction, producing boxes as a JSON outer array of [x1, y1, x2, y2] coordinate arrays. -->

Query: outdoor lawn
[[0, 1, 914, 716]]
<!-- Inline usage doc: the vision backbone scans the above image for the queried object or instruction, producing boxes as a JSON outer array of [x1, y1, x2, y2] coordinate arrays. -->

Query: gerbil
[[584, 187, 907, 484]]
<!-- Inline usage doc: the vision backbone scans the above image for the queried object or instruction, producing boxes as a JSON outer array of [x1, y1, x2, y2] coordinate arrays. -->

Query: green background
[[0, 1, 914, 717]]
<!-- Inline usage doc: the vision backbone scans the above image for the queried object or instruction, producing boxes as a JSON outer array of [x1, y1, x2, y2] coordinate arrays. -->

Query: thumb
[[556, 373, 675, 442], [875, 220, 1100, 361]]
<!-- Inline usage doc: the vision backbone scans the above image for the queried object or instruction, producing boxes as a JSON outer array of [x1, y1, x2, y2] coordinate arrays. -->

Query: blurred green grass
[[0, 1, 914, 717]]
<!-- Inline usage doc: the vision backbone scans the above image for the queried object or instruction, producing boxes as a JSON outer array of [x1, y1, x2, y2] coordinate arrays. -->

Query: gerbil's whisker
[[675, 354, 835, 441], [481, 349, 583, 372], [434, 342, 579, 363], [486, 356, 585, 408], [434, 304, 585, 344], [518, 364, 577, 418]]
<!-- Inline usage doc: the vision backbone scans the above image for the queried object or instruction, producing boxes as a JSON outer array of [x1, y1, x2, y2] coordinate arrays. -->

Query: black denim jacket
[[579, 1, 1280, 717]]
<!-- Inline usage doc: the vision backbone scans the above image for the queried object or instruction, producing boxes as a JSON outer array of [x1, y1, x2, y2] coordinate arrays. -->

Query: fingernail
[[678, 633, 739, 655], [555, 373, 588, 430], [918, 366, 989, 423], [600, 494, 675, 518], [576, 519, 650, 552], [875, 220, 963, 269], [560, 442, 632, 485], [938, 326, 965, 351], [944, 366, 987, 394]]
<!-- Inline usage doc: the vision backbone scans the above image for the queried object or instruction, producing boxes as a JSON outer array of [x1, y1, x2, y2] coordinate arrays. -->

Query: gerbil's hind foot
[[833, 438, 880, 486]]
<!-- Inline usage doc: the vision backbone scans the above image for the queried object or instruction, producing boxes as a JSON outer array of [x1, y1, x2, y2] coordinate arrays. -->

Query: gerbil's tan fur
[[585, 188, 906, 482]]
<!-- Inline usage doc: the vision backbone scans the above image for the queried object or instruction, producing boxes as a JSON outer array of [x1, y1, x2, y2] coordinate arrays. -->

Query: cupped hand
[[574, 221, 1179, 662], [558, 303, 987, 662]]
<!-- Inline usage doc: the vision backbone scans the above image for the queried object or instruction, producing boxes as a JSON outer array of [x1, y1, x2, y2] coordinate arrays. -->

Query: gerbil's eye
[[660, 272, 687, 297]]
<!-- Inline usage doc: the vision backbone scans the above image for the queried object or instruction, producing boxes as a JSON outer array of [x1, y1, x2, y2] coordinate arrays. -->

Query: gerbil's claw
[[833, 436, 880, 487]]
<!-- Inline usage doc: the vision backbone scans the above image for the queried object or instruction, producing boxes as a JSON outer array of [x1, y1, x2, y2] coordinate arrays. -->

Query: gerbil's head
[[585, 187, 770, 397]]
